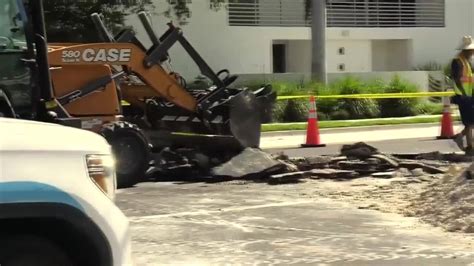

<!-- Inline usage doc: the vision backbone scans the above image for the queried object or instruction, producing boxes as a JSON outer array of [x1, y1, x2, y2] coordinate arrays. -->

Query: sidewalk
[[260, 123, 463, 149], [262, 114, 461, 132]]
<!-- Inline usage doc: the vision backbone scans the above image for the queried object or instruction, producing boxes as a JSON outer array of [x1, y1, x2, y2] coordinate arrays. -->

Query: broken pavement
[[151, 142, 469, 187]]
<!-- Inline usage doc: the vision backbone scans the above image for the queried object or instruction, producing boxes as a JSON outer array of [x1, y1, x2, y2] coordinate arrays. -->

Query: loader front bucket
[[229, 86, 276, 148], [254, 84, 277, 123], [228, 90, 262, 148]]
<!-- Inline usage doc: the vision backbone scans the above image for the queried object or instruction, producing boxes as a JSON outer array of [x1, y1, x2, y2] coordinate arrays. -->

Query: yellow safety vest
[[457, 56, 473, 96]]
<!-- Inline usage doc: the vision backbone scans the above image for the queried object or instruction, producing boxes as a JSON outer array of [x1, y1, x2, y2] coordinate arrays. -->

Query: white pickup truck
[[0, 118, 133, 266]]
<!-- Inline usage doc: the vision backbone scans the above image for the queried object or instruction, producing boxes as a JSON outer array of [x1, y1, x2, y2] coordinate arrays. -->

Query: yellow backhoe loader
[[43, 12, 276, 187]]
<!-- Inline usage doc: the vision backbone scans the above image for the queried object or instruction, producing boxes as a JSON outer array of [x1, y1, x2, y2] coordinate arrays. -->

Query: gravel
[[406, 163, 474, 233]]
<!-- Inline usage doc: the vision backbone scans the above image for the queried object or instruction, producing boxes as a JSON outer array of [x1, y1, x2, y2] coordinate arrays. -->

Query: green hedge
[[266, 76, 443, 123], [378, 76, 419, 117], [185, 74, 443, 123], [333, 77, 380, 119]]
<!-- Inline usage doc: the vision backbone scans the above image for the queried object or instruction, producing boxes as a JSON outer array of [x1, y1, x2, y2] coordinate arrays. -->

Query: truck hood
[[0, 118, 110, 153]]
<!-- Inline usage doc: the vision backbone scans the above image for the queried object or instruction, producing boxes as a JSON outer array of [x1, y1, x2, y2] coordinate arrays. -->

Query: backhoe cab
[[0, 1, 149, 188], [0, 0, 78, 125], [0, 0, 43, 120]]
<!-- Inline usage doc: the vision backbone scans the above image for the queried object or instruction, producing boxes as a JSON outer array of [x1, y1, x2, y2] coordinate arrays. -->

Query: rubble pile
[[208, 142, 467, 185], [151, 142, 471, 187], [406, 162, 474, 233]]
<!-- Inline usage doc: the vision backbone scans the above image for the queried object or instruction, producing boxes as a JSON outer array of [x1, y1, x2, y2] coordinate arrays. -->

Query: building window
[[338, 64, 345, 71], [338, 47, 345, 55]]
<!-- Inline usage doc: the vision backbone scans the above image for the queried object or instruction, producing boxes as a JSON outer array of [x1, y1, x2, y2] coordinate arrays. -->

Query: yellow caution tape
[[119, 92, 453, 105], [277, 91, 455, 100]]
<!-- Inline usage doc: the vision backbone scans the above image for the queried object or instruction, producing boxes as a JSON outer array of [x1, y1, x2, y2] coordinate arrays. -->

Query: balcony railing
[[327, 0, 445, 27], [228, 0, 310, 27], [227, 0, 445, 28]]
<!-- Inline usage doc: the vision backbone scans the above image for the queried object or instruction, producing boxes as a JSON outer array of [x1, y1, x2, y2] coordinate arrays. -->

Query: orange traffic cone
[[301, 96, 326, 148], [437, 96, 455, 139]]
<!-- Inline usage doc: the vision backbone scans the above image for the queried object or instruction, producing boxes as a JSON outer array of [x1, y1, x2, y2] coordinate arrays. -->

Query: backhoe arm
[[47, 43, 197, 112]]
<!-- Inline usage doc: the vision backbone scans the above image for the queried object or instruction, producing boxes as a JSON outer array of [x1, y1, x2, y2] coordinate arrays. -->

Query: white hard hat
[[458, 36, 474, 50]]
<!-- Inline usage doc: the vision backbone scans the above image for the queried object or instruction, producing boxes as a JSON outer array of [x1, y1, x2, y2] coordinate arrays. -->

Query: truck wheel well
[[0, 218, 105, 266]]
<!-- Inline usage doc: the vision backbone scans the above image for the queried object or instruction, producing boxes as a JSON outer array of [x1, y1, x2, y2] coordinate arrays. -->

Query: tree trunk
[[311, 0, 327, 84]]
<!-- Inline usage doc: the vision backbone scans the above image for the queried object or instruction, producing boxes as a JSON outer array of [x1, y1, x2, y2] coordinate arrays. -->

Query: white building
[[126, 0, 473, 85]]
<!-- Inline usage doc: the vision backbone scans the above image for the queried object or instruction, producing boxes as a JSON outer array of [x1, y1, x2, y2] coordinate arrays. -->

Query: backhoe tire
[[101, 122, 150, 188], [0, 235, 73, 266]]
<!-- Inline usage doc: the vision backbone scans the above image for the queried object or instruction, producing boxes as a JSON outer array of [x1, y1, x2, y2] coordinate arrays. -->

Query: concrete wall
[[372, 40, 413, 71], [284, 39, 409, 73], [327, 40, 372, 72], [285, 40, 311, 73], [125, 0, 474, 78]]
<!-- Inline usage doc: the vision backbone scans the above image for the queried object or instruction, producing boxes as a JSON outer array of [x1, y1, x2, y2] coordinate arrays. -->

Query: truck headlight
[[86, 154, 117, 201]]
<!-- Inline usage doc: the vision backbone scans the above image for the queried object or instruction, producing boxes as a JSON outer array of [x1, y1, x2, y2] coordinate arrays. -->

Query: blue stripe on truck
[[0, 181, 83, 211]]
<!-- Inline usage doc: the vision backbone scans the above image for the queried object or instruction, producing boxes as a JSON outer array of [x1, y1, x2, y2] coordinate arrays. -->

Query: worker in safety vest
[[451, 36, 474, 155]]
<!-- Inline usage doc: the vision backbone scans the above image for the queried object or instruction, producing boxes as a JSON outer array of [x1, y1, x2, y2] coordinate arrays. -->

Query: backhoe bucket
[[228, 90, 262, 148], [253, 84, 277, 123], [227, 85, 276, 148]]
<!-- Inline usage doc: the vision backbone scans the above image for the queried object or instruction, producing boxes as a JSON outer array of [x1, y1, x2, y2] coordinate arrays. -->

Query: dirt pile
[[406, 163, 474, 233]]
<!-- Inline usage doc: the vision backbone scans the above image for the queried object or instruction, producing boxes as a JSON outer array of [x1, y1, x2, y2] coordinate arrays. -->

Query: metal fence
[[227, 0, 445, 28]]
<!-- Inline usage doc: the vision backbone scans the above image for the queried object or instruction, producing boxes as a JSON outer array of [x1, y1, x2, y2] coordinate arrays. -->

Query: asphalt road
[[118, 181, 474, 265], [117, 133, 473, 265]]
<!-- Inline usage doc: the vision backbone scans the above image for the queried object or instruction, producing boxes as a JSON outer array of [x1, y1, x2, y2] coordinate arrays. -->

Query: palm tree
[[310, 0, 327, 84]]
